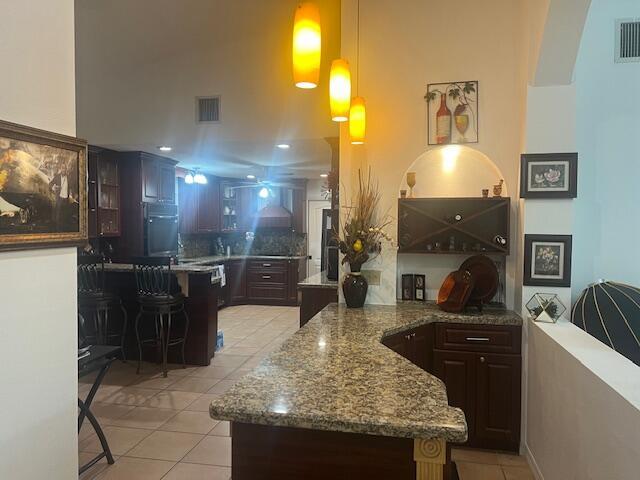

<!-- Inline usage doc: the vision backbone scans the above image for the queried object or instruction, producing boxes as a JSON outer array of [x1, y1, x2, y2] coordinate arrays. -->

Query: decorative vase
[[342, 263, 368, 308]]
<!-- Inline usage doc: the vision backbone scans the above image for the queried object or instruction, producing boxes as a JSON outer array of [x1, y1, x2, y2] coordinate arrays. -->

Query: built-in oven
[[144, 203, 178, 257]]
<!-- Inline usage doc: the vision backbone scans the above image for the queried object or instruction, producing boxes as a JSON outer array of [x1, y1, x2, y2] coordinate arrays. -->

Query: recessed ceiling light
[[246, 174, 256, 180], [276, 143, 290, 149], [320, 173, 328, 178], [158, 146, 172, 152]]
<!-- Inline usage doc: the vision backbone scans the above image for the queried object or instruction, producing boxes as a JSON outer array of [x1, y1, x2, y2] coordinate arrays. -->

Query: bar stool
[[77, 254, 128, 360], [132, 257, 189, 377]]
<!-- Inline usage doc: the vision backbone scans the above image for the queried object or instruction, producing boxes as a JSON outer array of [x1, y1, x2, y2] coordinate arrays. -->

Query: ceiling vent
[[615, 19, 640, 63], [196, 96, 220, 123]]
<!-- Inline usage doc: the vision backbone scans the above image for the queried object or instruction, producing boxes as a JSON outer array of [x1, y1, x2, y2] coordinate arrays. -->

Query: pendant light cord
[[356, 0, 360, 95]]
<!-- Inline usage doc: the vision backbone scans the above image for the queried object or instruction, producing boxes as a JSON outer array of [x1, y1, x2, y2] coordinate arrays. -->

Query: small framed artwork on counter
[[414, 274, 426, 301], [520, 153, 578, 199], [401, 274, 414, 301], [523, 234, 572, 287]]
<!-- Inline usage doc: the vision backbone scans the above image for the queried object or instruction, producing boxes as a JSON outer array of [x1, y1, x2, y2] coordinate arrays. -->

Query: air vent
[[615, 19, 640, 63], [196, 96, 220, 123]]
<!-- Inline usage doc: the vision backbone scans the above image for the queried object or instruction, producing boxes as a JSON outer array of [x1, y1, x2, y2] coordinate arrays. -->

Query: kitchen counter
[[179, 254, 307, 265], [210, 302, 520, 442], [103, 262, 222, 276], [297, 270, 338, 290]]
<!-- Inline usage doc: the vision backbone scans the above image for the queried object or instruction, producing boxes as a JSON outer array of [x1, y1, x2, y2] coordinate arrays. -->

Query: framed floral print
[[524, 234, 572, 287], [0, 120, 87, 251], [520, 153, 578, 199]]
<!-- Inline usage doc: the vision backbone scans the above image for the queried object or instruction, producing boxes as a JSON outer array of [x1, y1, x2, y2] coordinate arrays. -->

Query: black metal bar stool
[[78, 254, 128, 360], [132, 257, 189, 377]]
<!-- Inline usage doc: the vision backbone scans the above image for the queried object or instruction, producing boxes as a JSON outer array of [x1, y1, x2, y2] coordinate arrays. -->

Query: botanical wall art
[[523, 234, 572, 287], [0, 120, 87, 251], [425, 81, 478, 145], [520, 153, 578, 199]]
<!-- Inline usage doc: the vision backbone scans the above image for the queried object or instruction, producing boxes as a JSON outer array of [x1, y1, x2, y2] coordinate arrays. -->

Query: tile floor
[[78, 304, 534, 480]]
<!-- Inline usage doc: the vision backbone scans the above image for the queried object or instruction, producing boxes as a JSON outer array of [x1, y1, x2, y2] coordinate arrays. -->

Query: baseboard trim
[[523, 443, 544, 480]]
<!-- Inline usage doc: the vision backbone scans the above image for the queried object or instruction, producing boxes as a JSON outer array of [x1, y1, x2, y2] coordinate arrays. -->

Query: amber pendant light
[[349, 0, 366, 144], [293, 2, 321, 89], [329, 59, 351, 121]]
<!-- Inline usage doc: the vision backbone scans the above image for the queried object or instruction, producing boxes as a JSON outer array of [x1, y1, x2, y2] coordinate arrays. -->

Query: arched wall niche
[[398, 145, 508, 198]]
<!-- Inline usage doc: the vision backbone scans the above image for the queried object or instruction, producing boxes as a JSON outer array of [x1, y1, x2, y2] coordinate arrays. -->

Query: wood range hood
[[254, 203, 293, 229]]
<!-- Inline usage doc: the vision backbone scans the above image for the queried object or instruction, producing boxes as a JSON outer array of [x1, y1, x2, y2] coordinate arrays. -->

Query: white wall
[[573, 0, 640, 299], [526, 320, 640, 480], [340, 0, 530, 305], [0, 1, 78, 478]]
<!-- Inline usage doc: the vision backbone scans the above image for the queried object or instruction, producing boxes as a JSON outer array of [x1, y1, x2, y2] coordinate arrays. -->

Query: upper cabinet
[[178, 175, 220, 234], [142, 153, 176, 204], [87, 146, 121, 238]]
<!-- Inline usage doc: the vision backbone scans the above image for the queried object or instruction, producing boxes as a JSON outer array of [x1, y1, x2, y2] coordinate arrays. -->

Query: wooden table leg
[[414, 438, 446, 480]]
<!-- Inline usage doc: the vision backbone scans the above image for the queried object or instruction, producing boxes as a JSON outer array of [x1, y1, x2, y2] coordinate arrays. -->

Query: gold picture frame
[[0, 120, 87, 251]]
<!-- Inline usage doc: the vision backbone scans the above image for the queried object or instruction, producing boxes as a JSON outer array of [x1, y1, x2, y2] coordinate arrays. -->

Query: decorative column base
[[414, 438, 446, 480]]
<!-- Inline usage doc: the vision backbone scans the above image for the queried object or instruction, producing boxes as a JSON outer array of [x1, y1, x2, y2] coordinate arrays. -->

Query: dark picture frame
[[401, 274, 415, 301], [520, 153, 578, 199], [414, 274, 426, 301], [523, 234, 572, 287], [425, 81, 479, 145], [0, 120, 87, 251]]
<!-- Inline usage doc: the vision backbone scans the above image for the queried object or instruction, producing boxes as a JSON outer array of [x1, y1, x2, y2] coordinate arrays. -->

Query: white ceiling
[[75, 0, 340, 179]]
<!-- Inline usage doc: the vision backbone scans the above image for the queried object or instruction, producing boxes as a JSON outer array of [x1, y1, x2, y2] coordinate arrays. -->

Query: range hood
[[255, 204, 292, 229]]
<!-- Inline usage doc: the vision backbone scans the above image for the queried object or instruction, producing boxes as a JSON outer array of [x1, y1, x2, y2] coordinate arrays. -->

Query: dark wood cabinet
[[227, 260, 247, 304], [178, 176, 220, 234], [382, 325, 432, 371], [87, 146, 121, 238], [433, 324, 521, 452], [141, 153, 176, 204]]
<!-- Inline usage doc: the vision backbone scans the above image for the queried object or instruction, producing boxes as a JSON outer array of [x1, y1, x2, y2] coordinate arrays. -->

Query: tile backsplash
[[180, 231, 307, 258]]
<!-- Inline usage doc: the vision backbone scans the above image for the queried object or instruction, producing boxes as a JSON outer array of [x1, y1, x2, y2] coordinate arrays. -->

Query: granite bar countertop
[[298, 271, 338, 290], [210, 302, 521, 442], [103, 262, 221, 276], [179, 254, 307, 265]]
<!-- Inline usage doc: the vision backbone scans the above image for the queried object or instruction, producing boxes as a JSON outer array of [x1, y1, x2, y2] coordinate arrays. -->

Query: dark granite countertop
[[179, 254, 307, 265], [298, 271, 338, 290], [210, 302, 521, 442], [103, 263, 221, 276]]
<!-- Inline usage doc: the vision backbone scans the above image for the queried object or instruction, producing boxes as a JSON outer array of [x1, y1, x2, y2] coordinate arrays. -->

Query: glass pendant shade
[[184, 173, 194, 184], [293, 2, 321, 89], [349, 96, 366, 144], [329, 59, 351, 121]]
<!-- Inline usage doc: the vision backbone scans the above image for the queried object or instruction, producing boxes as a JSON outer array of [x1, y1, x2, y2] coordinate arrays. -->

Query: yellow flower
[[353, 239, 363, 252]]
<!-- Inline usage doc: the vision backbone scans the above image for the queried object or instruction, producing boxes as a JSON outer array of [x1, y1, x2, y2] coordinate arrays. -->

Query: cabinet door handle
[[262, 275, 271, 279], [262, 263, 271, 267], [480, 356, 486, 363], [466, 337, 490, 342]]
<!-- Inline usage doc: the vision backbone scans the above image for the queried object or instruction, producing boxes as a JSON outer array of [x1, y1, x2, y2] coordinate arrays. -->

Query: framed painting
[[523, 234, 572, 287], [520, 153, 578, 199], [425, 81, 478, 145], [0, 120, 87, 251]]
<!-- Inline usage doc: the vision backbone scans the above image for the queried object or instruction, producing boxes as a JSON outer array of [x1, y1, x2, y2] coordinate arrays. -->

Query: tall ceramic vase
[[342, 262, 368, 308]]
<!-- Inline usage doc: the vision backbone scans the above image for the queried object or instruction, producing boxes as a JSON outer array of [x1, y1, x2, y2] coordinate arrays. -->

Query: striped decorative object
[[572, 281, 640, 367]]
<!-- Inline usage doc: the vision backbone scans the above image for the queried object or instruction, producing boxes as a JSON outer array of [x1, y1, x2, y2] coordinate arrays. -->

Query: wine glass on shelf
[[406, 172, 416, 198]]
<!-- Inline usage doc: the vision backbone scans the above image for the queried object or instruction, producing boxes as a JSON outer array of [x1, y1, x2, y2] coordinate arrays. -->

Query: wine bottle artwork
[[425, 81, 478, 145]]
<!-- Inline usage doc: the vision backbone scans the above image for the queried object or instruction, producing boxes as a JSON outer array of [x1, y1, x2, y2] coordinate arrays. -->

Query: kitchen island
[[298, 270, 338, 327], [101, 263, 220, 366], [210, 302, 522, 479]]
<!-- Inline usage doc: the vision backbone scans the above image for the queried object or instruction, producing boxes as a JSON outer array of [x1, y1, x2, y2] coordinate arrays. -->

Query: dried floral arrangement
[[335, 169, 394, 272]]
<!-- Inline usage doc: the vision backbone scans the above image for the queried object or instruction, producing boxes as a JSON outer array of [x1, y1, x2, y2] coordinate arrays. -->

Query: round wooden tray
[[460, 255, 499, 305]]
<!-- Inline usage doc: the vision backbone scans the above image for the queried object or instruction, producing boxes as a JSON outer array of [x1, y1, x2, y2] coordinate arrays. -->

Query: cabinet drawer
[[248, 285, 287, 301], [247, 259, 287, 271], [435, 323, 521, 354], [247, 269, 287, 285]]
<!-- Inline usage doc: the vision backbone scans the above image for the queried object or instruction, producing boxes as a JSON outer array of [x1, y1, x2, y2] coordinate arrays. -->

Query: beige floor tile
[[457, 462, 505, 480], [126, 431, 204, 461], [143, 391, 202, 410], [208, 420, 230, 437], [182, 435, 231, 466], [109, 407, 178, 429], [189, 365, 237, 379], [497, 454, 529, 467], [162, 463, 231, 480], [224, 368, 252, 380], [159, 410, 219, 434], [222, 346, 260, 356], [128, 374, 180, 390], [79, 421, 98, 441], [95, 456, 175, 479], [206, 379, 237, 395], [90, 403, 136, 425], [79, 426, 152, 456], [95, 386, 158, 406], [210, 354, 250, 368], [241, 355, 266, 369], [452, 448, 501, 465], [165, 365, 201, 377], [167, 376, 220, 393], [502, 466, 535, 480], [184, 394, 222, 412]]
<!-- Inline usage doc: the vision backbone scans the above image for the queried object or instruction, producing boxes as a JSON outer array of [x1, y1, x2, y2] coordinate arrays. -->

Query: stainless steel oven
[[144, 203, 178, 257]]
